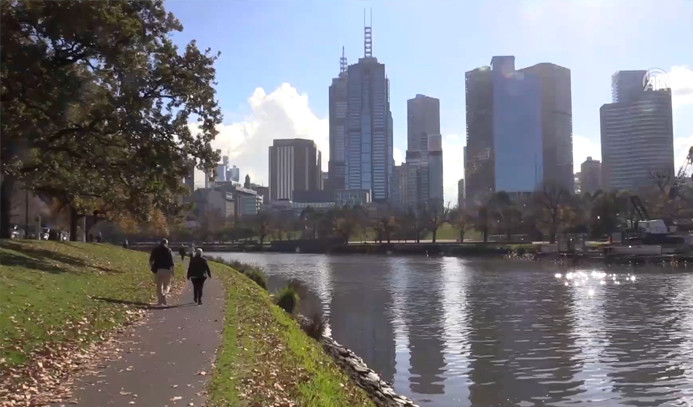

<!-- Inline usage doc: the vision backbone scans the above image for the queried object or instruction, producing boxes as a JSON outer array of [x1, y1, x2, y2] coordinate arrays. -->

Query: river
[[212, 252, 693, 406]]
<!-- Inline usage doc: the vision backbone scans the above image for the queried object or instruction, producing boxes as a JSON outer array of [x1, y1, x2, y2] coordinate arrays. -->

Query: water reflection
[[215, 253, 693, 406]]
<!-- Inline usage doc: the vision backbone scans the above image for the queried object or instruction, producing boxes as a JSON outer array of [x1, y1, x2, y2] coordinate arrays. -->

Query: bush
[[209, 257, 267, 290], [516, 247, 526, 257], [245, 270, 268, 290], [275, 286, 300, 314], [301, 312, 327, 340]]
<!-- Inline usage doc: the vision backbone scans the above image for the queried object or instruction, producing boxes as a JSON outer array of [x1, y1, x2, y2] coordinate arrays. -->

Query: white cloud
[[442, 133, 465, 206], [675, 135, 693, 173], [393, 147, 405, 166], [573, 134, 601, 172], [669, 65, 693, 109], [192, 83, 328, 187]]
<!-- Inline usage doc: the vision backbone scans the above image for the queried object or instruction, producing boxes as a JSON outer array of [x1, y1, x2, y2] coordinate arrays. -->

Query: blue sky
[[167, 0, 693, 203]]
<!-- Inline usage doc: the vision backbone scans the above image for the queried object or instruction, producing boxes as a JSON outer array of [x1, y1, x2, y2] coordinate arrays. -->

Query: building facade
[[328, 48, 349, 191], [268, 139, 323, 202], [344, 25, 393, 203], [579, 156, 602, 194], [492, 56, 543, 193], [600, 71, 674, 190], [404, 94, 443, 210], [465, 56, 573, 202], [457, 178, 465, 209]]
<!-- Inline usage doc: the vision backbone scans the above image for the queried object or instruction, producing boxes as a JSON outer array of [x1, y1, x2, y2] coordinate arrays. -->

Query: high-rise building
[[407, 94, 440, 159], [457, 179, 465, 209], [579, 156, 602, 194], [600, 71, 674, 190], [427, 134, 444, 208], [404, 94, 443, 210], [521, 63, 574, 191], [328, 47, 349, 191], [389, 164, 407, 209], [268, 139, 323, 202], [229, 165, 240, 183], [184, 162, 195, 195], [465, 56, 573, 202], [464, 66, 494, 205], [344, 23, 393, 203]]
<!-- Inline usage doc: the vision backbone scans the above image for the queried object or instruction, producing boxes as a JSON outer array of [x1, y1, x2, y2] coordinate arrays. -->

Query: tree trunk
[[70, 206, 79, 242], [0, 176, 13, 239], [432, 228, 437, 243], [459, 229, 465, 243], [483, 226, 488, 243]]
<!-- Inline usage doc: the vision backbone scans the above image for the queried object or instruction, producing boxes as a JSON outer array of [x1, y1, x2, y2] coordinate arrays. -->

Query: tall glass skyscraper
[[600, 71, 674, 190], [328, 48, 348, 191], [344, 24, 393, 203], [465, 56, 573, 201]]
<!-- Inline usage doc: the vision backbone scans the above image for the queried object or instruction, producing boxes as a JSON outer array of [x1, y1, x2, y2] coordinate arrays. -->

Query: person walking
[[179, 245, 187, 261], [149, 238, 175, 306], [186, 248, 211, 305]]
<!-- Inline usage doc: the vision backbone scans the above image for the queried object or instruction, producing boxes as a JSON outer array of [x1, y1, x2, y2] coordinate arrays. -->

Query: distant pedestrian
[[187, 248, 211, 305], [123, 239, 129, 249], [149, 238, 175, 306], [179, 245, 187, 261], [96, 232, 103, 243]]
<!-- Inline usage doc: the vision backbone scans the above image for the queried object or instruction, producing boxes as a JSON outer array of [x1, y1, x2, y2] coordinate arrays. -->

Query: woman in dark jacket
[[186, 248, 212, 305]]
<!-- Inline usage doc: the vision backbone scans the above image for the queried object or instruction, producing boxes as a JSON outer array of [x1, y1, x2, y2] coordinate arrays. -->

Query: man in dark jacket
[[187, 248, 212, 305], [149, 238, 175, 305]]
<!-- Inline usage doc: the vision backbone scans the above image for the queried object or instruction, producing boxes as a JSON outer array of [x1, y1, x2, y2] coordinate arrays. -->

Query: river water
[[212, 252, 693, 406]]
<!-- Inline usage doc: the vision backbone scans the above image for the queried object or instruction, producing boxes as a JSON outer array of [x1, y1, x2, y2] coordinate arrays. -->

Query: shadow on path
[[91, 297, 198, 310]]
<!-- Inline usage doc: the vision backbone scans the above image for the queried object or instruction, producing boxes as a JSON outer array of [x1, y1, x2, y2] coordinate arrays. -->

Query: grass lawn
[[0, 240, 185, 368], [208, 261, 375, 407]]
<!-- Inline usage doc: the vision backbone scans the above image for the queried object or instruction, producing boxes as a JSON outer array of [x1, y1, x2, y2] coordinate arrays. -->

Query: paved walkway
[[59, 276, 226, 407]]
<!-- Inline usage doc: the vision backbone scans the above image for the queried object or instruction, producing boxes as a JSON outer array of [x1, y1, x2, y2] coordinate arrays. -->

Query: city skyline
[[172, 1, 693, 204]]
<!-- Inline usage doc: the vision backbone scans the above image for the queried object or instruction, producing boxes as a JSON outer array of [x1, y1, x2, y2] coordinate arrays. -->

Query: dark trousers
[[191, 278, 206, 302]]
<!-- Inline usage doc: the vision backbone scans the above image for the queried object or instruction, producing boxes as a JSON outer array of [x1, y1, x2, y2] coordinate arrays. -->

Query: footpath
[[55, 277, 225, 407]]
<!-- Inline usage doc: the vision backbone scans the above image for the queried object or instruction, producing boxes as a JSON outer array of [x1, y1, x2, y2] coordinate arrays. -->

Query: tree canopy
[[1, 0, 222, 238]]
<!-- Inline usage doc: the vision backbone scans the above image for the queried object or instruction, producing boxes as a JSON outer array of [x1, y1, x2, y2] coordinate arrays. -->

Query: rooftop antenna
[[364, 8, 372, 58], [340, 46, 347, 73]]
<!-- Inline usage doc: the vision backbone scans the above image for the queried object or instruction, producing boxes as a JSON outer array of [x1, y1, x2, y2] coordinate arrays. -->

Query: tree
[[532, 183, 571, 243], [448, 206, 469, 242], [1, 1, 222, 238], [333, 205, 364, 244], [251, 211, 272, 247], [488, 191, 523, 242], [423, 200, 449, 243]]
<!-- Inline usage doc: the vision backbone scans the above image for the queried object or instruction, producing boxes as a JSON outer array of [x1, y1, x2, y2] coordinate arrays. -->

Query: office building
[[458, 179, 465, 209], [344, 23, 394, 202], [404, 94, 443, 210], [464, 66, 494, 204], [229, 165, 240, 183], [579, 156, 602, 194], [389, 164, 407, 209], [427, 134, 444, 208], [407, 94, 441, 159], [328, 47, 349, 191], [268, 139, 323, 202], [521, 63, 574, 192], [465, 56, 573, 201], [600, 71, 674, 190]]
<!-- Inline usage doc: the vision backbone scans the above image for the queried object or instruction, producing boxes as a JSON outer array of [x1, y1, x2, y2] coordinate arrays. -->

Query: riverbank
[[0, 241, 374, 406]]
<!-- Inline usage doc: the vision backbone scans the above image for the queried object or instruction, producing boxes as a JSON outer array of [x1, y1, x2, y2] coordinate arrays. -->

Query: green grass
[[0, 240, 185, 368], [208, 261, 375, 407]]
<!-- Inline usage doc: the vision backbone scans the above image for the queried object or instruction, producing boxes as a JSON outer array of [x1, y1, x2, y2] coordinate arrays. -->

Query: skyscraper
[[492, 56, 543, 194], [407, 94, 440, 159], [521, 63, 574, 191], [344, 22, 394, 203], [268, 139, 323, 202], [579, 156, 602, 194], [405, 94, 443, 210], [600, 71, 674, 190], [465, 56, 573, 202], [328, 47, 349, 191]]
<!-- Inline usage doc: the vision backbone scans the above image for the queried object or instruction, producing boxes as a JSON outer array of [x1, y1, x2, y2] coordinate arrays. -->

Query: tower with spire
[[340, 10, 393, 202]]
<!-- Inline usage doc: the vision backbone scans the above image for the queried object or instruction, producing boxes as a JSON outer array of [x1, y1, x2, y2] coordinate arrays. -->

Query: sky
[[166, 0, 693, 204]]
